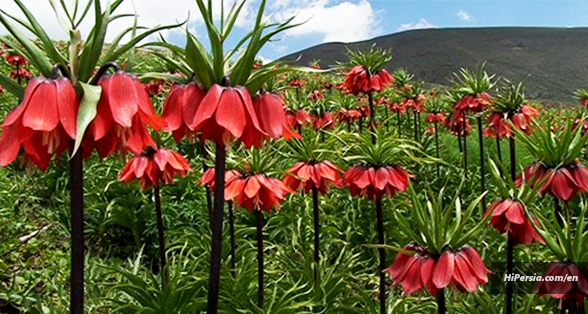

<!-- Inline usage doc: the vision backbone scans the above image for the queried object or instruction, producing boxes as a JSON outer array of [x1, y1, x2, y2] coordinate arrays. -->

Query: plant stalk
[[154, 185, 167, 283], [207, 143, 226, 314], [462, 119, 468, 178], [70, 149, 84, 314], [437, 288, 446, 314], [229, 200, 236, 278], [312, 182, 320, 281], [506, 236, 514, 314], [376, 198, 387, 314], [256, 209, 265, 309], [434, 121, 440, 178], [477, 117, 486, 212]]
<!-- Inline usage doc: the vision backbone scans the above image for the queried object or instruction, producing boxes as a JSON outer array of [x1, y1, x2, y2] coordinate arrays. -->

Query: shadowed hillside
[[280, 27, 588, 103]]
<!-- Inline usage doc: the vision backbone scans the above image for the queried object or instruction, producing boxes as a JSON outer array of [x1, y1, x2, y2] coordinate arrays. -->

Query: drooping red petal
[[504, 201, 525, 225], [102, 72, 139, 128], [22, 80, 59, 132], [215, 87, 246, 138], [190, 84, 223, 130], [432, 251, 455, 289], [461, 246, 489, 283], [55, 78, 78, 139], [0, 125, 22, 166], [244, 176, 261, 198]]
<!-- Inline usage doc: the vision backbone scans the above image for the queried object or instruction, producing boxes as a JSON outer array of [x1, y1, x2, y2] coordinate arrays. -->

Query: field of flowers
[[1, 1, 588, 314]]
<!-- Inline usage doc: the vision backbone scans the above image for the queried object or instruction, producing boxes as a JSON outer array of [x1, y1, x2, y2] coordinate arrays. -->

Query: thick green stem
[[477, 117, 486, 212], [434, 121, 440, 179]]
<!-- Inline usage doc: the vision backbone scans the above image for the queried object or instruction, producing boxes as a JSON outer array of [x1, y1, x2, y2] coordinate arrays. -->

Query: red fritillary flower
[[289, 78, 305, 87], [425, 113, 446, 124], [402, 97, 425, 113], [0, 84, 4, 94], [0, 77, 78, 170], [384, 243, 437, 295], [344, 165, 412, 200], [200, 168, 243, 197], [119, 148, 192, 189], [443, 111, 472, 136], [425, 127, 436, 135], [335, 108, 362, 123], [253, 91, 301, 141], [145, 79, 166, 96], [10, 68, 33, 81], [161, 82, 206, 142], [454, 92, 491, 113], [189, 84, 266, 148], [312, 112, 335, 130], [536, 261, 588, 310], [431, 246, 490, 293], [342, 65, 394, 95], [516, 162, 588, 202], [283, 161, 343, 194], [308, 89, 324, 101], [581, 99, 588, 107], [4, 53, 28, 66], [225, 174, 294, 212], [484, 199, 544, 245], [287, 109, 312, 130], [388, 103, 406, 114], [484, 106, 539, 138], [85, 71, 166, 158]]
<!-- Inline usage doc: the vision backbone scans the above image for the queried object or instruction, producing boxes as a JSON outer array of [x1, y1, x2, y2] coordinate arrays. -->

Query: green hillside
[[281, 27, 588, 103]]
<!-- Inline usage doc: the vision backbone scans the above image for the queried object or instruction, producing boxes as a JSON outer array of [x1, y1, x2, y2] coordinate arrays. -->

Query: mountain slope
[[280, 27, 588, 103]]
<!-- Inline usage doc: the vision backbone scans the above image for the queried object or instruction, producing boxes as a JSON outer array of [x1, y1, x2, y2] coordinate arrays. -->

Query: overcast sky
[[1, 0, 587, 62]]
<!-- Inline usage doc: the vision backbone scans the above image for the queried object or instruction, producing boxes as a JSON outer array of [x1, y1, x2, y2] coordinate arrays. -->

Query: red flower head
[[289, 78, 305, 87], [516, 162, 588, 202], [86, 71, 166, 158], [454, 92, 491, 113], [344, 165, 412, 200], [342, 66, 393, 95], [402, 97, 425, 113], [162, 82, 206, 142], [0, 77, 78, 170], [425, 127, 436, 135], [0, 85, 4, 94], [287, 109, 312, 130], [119, 148, 192, 189], [308, 89, 324, 101], [253, 91, 301, 141], [425, 113, 446, 124], [388, 103, 406, 114], [10, 68, 33, 81], [284, 161, 343, 194], [443, 111, 472, 136], [4, 53, 28, 66], [536, 261, 588, 309], [484, 106, 539, 138], [145, 79, 166, 96], [484, 199, 544, 245], [358, 105, 371, 118], [225, 174, 293, 212], [335, 108, 362, 123], [200, 168, 242, 196], [431, 246, 490, 293], [384, 243, 437, 295], [189, 84, 266, 148], [581, 99, 588, 107], [312, 112, 335, 130]]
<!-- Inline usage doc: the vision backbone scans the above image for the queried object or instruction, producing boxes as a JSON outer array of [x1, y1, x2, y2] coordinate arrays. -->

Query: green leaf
[[72, 82, 102, 155], [0, 74, 24, 100]]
